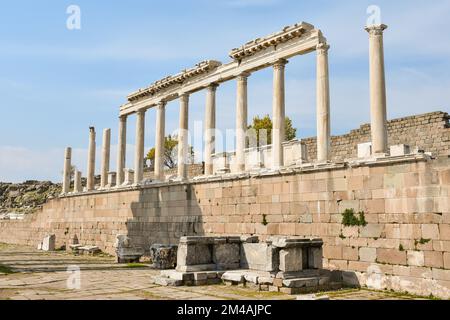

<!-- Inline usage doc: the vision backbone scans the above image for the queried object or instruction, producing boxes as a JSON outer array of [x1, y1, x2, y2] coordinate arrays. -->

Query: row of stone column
[[62, 24, 388, 192]]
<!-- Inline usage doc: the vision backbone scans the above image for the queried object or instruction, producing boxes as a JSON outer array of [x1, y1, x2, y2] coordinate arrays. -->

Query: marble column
[[154, 102, 166, 181], [178, 94, 189, 180], [134, 110, 146, 184], [62, 147, 72, 194], [236, 73, 249, 172], [272, 59, 287, 169], [100, 128, 111, 188], [116, 115, 127, 186], [86, 127, 96, 191], [366, 24, 388, 155], [316, 43, 331, 163], [204, 84, 218, 175], [74, 170, 82, 193]]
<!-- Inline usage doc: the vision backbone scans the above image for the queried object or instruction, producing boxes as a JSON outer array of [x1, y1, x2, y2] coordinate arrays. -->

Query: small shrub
[[399, 244, 405, 252], [342, 209, 368, 227]]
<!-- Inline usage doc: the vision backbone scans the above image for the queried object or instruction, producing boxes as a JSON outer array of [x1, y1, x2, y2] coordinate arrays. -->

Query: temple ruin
[[1, 21, 449, 298]]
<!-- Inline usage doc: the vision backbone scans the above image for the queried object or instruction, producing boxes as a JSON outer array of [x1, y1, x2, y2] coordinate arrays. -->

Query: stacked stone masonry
[[1, 156, 449, 298], [303, 111, 450, 162]]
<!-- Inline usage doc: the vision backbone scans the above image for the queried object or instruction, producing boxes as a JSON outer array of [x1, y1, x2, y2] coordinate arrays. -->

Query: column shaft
[[272, 60, 287, 169], [134, 110, 145, 184], [316, 43, 331, 162], [86, 127, 96, 191], [116, 116, 127, 185], [100, 128, 111, 188], [204, 84, 218, 175], [236, 74, 249, 172], [178, 94, 189, 180], [74, 170, 82, 193], [154, 102, 166, 181], [62, 147, 72, 194], [366, 24, 388, 154]]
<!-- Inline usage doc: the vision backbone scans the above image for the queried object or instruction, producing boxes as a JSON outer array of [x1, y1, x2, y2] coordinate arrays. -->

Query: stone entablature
[[127, 60, 222, 103], [228, 22, 314, 60], [120, 21, 324, 115]]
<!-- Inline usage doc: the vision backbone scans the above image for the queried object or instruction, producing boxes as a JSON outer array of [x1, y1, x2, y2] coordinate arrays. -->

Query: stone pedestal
[[106, 172, 116, 188], [123, 169, 135, 186], [40, 234, 56, 251]]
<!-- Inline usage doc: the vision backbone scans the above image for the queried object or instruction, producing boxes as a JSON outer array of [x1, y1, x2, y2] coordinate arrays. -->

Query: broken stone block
[[150, 244, 178, 269], [357, 142, 372, 158], [42, 235, 55, 251], [221, 271, 245, 283], [308, 247, 323, 269], [114, 235, 144, 263], [240, 242, 279, 272], [79, 246, 101, 255], [279, 247, 303, 273], [213, 242, 240, 270], [390, 144, 411, 157]]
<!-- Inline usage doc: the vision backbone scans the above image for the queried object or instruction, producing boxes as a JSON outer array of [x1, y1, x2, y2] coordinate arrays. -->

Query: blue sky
[[0, 0, 449, 182]]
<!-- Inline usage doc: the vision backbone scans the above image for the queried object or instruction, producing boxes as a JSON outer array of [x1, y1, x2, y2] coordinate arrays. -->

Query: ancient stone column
[[100, 128, 111, 188], [316, 43, 331, 163], [366, 24, 388, 155], [134, 110, 146, 184], [62, 147, 72, 194], [236, 73, 249, 172], [272, 59, 287, 169], [116, 115, 127, 186], [178, 94, 189, 180], [204, 84, 218, 175], [74, 170, 82, 193], [154, 102, 166, 181], [86, 127, 96, 191]]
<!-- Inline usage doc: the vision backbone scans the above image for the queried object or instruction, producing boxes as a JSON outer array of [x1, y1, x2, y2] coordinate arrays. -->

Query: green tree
[[247, 115, 297, 146], [146, 135, 194, 169]]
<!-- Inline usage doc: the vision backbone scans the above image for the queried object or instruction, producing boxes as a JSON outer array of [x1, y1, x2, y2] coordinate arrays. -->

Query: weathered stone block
[[407, 251, 424, 267], [213, 243, 240, 270], [279, 247, 303, 272], [240, 243, 279, 272], [424, 251, 443, 268], [390, 144, 411, 157], [41, 234, 55, 251], [377, 249, 407, 265], [150, 244, 178, 269]]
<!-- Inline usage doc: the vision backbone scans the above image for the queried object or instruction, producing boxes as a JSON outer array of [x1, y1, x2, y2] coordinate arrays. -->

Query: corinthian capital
[[365, 24, 388, 36], [273, 59, 288, 70], [316, 43, 330, 55]]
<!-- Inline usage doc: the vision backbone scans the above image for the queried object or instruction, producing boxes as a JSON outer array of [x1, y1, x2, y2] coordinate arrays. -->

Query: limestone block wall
[[0, 157, 449, 298], [144, 164, 204, 180], [303, 111, 450, 161]]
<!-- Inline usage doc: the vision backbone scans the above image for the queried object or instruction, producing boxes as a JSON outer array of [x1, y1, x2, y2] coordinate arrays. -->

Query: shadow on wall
[[125, 184, 205, 254]]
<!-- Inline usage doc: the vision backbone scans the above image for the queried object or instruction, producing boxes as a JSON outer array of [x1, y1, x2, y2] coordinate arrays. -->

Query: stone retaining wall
[[0, 156, 449, 298]]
